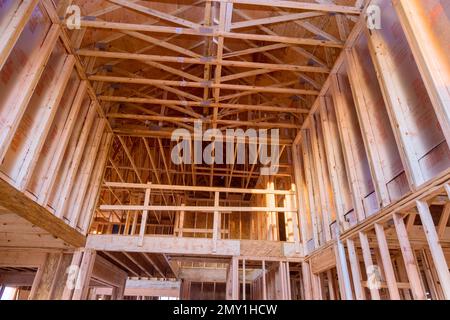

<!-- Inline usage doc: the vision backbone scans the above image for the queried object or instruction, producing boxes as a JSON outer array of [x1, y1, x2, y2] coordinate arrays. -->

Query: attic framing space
[[0, 0, 449, 301]]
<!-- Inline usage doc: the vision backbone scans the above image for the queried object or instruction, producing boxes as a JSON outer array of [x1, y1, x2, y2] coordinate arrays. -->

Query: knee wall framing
[[293, 0, 450, 300], [0, 0, 113, 237]]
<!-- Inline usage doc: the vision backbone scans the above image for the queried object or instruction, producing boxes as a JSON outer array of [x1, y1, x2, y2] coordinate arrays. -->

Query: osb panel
[[27, 70, 81, 195], [1, 41, 68, 184], [335, 66, 377, 216], [352, 33, 408, 203], [240, 239, 284, 258], [0, 5, 51, 164], [374, 0, 450, 181], [323, 94, 354, 216], [418, 0, 450, 78], [310, 246, 335, 274], [314, 113, 337, 223], [47, 99, 91, 209]]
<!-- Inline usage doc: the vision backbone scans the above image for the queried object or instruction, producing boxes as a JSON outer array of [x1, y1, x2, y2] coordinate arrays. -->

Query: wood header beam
[[78, 21, 344, 48], [0, 178, 86, 248], [206, 0, 362, 15]]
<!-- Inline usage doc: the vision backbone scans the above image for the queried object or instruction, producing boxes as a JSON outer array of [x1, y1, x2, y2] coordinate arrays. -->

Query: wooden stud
[[392, 213, 426, 300], [416, 200, 450, 299], [358, 231, 381, 300], [374, 223, 401, 300], [0, 0, 39, 70], [0, 25, 60, 163], [393, 0, 450, 148], [346, 238, 366, 300], [139, 183, 152, 246]]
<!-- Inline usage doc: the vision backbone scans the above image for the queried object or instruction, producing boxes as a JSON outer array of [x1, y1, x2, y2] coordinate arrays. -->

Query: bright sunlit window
[[1, 287, 17, 300]]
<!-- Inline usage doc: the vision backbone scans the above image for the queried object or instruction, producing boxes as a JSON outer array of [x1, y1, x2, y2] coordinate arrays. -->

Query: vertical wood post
[[374, 223, 401, 300], [242, 259, 246, 300], [292, 144, 310, 252], [286, 262, 292, 300], [346, 238, 366, 300], [327, 269, 336, 300], [231, 256, 239, 300], [212, 191, 220, 252], [301, 261, 313, 300], [393, 0, 450, 148], [416, 200, 450, 299], [334, 242, 353, 300], [179, 204, 185, 238], [71, 249, 96, 300], [358, 231, 381, 300], [262, 260, 267, 300], [392, 213, 426, 300], [61, 250, 83, 300], [139, 183, 152, 246], [310, 271, 322, 300]]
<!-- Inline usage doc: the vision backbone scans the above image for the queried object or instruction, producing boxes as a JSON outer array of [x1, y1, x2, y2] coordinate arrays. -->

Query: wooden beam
[[98, 96, 309, 114], [392, 213, 426, 300], [138, 184, 152, 246], [374, 223, 401, 300], [37, 81, 87, 205], [119, 30, 201, 58], [123, 252, 152, 277], [230, 12, 324, 30], [113, 128, 293, 144], [262, 260, 267, 300], [62, 250, 83, 300], [72, 249, 96, 300], [107, 113, 301, 129], [78, 49, 329, 73], [0, 178, 85, 247], [206, 0, 362, 14], [104, 181, 294, 195], [42, 0, 113, 136], [78, 20, 344, 47], [365, 21, 424, 188], [100, 204, 296, 213], [15, 56, 76, 191], [234, 9, 328, 71], [358, 231, 381, 300], [212, 191, 220, 252], [117, 136, 144, 183], [55, 104, 97, 219], [102, 251, 139, 277], [334, 242, 353, 300], [231, 257, 239, 300], [90, 75, 319, 96], [346, 238, 365, 300], [87, 235, 240, 256], [223, 43, 291, 59], [68, 119, 107, 228], [438, 188, 450, 238], [0, 0, 39, 70], [0, 25, 60, 163], [416, 200, 450, 299], [393, 0, 450, 148], [107, 0, 201, 29]]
